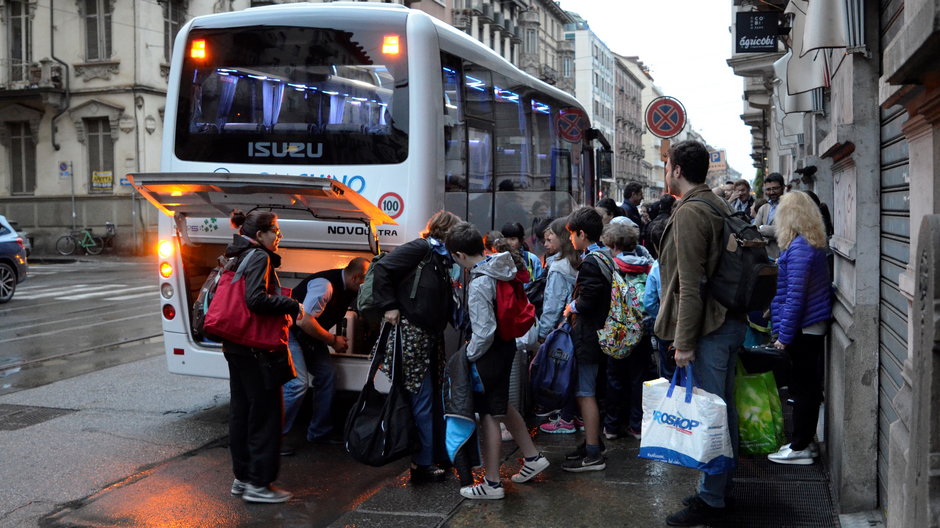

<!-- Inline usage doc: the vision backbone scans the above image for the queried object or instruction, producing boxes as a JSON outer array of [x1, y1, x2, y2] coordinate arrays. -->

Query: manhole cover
[[0, 403, 76, 431]]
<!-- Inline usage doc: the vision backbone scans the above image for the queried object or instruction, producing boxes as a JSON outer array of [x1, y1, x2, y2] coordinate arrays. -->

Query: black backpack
[[688, 198, 778, 313]]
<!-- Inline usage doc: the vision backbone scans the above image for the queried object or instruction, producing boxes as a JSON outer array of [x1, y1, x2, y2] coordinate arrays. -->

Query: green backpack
[[590, 251, 645, 359]]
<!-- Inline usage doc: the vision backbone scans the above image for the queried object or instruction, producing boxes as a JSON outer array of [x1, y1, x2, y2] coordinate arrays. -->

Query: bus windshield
[[175, 20, 409, 165]]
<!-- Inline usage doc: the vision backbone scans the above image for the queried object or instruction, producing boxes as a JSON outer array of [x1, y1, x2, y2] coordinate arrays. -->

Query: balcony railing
[[0, 59, 64, 91]]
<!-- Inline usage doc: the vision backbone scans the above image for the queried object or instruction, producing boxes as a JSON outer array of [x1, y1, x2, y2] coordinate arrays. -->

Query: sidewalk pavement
[[1, 344, 843, 527]]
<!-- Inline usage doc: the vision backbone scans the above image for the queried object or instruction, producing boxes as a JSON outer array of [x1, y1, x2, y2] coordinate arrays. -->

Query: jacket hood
[[470, 252, 518, 282], [225, 234, 281, 267], [617, 245, 655, 267]]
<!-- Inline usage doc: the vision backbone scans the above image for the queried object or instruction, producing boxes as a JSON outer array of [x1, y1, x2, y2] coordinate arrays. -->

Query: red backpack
[[495, 269, 536, 341]]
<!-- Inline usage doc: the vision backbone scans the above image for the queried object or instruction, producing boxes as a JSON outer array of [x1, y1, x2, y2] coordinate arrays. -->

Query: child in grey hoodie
[[445, 222, 549, 500]]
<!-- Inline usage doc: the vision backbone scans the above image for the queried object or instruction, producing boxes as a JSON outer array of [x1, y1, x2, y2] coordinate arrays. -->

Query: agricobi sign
[[735, 12, 779, 53]]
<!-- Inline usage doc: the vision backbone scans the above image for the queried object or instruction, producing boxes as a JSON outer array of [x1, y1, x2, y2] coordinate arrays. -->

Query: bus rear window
[[175, 23, 408, 165]]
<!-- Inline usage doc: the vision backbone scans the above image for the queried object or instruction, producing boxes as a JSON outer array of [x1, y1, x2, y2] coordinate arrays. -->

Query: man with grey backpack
[[655, 140, 748, 526]]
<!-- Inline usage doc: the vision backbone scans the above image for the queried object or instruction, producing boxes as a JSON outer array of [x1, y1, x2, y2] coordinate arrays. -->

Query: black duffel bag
[[344, 322, 415, 466]]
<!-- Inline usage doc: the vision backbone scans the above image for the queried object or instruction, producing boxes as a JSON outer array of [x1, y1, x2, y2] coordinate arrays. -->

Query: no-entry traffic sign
[[645, 97, 687, 139]]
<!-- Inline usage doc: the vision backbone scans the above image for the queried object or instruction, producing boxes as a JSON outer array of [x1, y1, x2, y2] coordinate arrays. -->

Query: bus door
[[128, 172, 395, 254]]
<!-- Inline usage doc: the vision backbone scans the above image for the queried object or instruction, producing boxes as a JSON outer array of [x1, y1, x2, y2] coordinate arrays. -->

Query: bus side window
[[463, 62, 492, 119], [442, 57, 466, 192], [493, 71, 529, 192]]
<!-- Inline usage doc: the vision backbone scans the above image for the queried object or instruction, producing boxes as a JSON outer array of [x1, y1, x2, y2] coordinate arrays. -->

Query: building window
[[84, 0, 113, 61], [8, 122, 36, 195], [525, 29, 537, 54], [163, 0, 185, 63], [563, 56, 572, 78], [85, 117, 114, 193], [7, 1, 31, 82]]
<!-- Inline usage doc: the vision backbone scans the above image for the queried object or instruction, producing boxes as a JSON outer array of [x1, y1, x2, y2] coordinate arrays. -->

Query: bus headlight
[[160, 262, 173, 278], [161, 283, 174, 299]]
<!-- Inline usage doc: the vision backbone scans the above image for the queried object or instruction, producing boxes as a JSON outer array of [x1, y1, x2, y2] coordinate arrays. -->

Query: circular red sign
[[557, 108, 589, 143], [378, 192, 404, 220], [645, 97, 687, 139]]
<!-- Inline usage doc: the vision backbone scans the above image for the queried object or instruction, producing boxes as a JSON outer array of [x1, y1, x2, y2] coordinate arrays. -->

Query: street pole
[[70, 161, 76, 230]]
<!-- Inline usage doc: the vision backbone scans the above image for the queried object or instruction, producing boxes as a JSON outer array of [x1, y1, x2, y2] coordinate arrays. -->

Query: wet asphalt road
[[0, 257, 163, 395]]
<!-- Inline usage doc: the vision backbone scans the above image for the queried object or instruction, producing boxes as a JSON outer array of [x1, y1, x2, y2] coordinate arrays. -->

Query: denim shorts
[[575, 362, 600, 397]]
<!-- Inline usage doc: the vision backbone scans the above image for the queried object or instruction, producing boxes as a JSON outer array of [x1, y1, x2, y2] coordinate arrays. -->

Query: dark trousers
[[787, 331, 825, 451], [604, 336, 654, 433], [226, 353, 283, 487]]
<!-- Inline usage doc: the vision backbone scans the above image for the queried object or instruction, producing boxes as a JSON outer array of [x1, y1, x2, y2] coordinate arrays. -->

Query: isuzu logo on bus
[[247, 142, 324, 159]]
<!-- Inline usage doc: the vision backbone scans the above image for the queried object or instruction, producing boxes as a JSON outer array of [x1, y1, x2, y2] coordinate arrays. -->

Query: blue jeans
[[691, 317, 746, 508], [282, 334, 336, 440], [409, 371, 434, 466]]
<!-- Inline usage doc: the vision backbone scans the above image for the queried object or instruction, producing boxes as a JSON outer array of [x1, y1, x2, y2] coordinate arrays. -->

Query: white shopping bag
[[638, 366, 735, 475]]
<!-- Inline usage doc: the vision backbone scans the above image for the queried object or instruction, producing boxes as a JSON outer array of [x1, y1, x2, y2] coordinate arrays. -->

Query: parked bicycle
[[56, 227, 105, 256]]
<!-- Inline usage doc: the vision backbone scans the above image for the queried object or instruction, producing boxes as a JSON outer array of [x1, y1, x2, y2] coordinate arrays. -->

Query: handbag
[[256, 347, 297, 390], [344, 323, 416, 467], [638, 367, 735, 475], [734, 359, 785, 454], [203, 249, 290, 350]]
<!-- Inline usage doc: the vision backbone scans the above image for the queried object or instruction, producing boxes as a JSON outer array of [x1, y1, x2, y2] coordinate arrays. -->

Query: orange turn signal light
[[158, 240, 174, 259], [382, 35, 400, 55], [190, 39, 207, 59], [160, 262, 173, 278]]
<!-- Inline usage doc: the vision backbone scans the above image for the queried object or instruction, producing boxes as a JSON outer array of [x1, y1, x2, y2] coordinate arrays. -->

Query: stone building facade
[[516, 0, 574, 96], [729, 0, 940, 522], [611, 55, 644, 200]]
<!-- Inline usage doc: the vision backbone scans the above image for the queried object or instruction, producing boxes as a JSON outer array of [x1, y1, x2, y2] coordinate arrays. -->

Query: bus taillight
[[158, 239, 174, 259], [190, 39, 207, 59], [160, 262, 173, 278], [162, 304, 176, 320], [382, 35, 400, 55]]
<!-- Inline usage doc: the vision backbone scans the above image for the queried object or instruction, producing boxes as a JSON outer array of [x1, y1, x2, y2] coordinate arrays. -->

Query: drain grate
[[735, 455, 828, 481], [0, 403, 76, 431], [709, 481, 840, 528]]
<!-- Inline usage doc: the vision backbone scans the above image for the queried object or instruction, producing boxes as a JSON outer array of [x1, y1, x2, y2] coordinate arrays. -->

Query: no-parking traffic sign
[[645, 97, 687, 139]]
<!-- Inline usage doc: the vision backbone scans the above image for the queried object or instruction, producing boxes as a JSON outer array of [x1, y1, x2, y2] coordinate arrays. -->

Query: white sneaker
[[780, 443, 819, 457], [460, 480, 505, 500], [499, 423, 513, 442], [511, 454, 550, 483], [767, 444, 815, 465]]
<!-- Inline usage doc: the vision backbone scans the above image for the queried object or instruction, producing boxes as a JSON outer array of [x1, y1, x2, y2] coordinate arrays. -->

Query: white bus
[[131, 2, 610, 390]]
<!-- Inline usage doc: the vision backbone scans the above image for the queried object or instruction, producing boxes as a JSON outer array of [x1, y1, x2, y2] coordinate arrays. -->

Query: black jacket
[[371, 238, 453, 333], [571, 250, 612, 365], [221, 234, 301, 356]]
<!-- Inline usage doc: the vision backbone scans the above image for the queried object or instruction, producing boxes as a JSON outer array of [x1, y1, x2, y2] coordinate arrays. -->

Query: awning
[[785, 0, 829, 95], [802, 0, 848, 56]]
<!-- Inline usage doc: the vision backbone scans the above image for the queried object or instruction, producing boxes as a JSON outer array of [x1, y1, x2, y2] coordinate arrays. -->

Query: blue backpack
[[529, 322, 577, 416]]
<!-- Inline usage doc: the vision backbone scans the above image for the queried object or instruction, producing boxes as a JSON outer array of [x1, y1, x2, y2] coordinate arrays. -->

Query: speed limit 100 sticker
[[378, 192, 404, 220]]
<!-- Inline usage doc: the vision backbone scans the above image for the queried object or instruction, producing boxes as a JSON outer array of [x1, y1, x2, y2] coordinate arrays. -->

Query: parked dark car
[[0, 215, 29, 303], [7, 220, 32, 256]]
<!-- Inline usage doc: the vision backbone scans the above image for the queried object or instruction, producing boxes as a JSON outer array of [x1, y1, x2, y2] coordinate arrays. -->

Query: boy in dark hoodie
[[446, 222, 549, 500], [562, 206, 613, 472], [601, 222, 654, 440]]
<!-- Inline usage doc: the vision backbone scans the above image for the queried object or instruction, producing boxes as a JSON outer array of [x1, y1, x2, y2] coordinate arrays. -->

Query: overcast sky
[[557, 0, 755, 180]]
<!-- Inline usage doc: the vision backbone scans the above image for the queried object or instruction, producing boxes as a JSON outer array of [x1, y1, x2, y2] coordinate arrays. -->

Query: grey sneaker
[[242, 484, 292, 503], [561, 454, 606, 472], [230, 479, 247, 496]]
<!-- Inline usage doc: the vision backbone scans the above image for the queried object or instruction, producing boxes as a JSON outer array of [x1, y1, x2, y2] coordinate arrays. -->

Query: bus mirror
[[597, 150, 612, 181]]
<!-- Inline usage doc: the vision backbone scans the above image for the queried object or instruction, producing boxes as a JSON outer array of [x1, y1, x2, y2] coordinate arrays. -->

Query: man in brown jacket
[[654, 140, 747, 527]]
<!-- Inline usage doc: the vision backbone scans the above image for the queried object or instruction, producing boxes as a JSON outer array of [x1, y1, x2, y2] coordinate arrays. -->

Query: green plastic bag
[[734, 359, 785, 455]]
